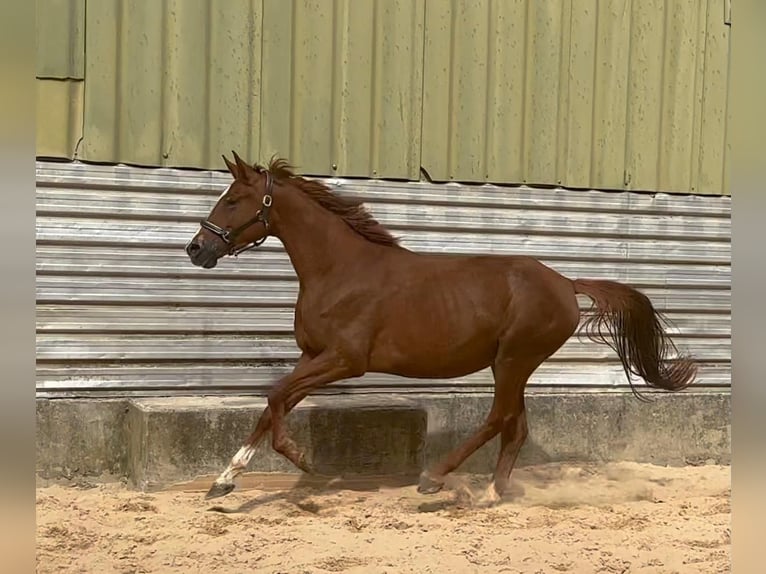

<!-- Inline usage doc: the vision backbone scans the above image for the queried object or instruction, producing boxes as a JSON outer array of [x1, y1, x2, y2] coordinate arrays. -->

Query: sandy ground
[[36, 462, 730, 574]]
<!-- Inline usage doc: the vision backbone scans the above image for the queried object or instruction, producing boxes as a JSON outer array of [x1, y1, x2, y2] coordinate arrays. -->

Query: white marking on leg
[[475, 482, 501, 507], [213, 444, 256, 486], [231, 444, 256, 468]]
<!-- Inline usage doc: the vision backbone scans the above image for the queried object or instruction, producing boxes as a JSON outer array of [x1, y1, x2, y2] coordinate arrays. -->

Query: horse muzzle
[[186, 235, 222, 269]]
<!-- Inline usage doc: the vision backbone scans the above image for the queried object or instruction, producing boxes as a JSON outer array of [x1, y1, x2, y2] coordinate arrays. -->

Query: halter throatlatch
[[199, 170, 274, 256]]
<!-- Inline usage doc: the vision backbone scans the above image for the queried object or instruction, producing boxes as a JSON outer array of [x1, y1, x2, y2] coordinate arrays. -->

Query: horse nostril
[[187, 240, 201, 255]]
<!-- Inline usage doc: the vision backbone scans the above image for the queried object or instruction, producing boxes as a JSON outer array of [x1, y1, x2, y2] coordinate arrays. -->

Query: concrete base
[[36, 398, 129, 482], [36, 391, 730, 490], [126, 395, 426, 490]]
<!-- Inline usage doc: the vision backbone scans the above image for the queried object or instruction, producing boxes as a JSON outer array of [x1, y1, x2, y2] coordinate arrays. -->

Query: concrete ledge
[[35, 399, 129, 482], [36, 391, 730, 490], [126, 395, 426, 490], [432, 391, 731, 473]]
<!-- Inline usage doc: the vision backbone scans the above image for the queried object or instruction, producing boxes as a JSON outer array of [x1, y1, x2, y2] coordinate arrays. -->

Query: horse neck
[[270, 184, 371, 285]]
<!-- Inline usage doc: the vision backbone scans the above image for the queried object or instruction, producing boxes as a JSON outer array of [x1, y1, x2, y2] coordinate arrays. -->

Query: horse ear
[[231, 150, 251, 180], [222, 154, 239, 179]]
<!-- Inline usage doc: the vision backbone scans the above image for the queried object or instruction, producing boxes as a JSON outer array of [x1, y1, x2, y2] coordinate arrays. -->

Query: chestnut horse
[[185, 152, 696, 502]]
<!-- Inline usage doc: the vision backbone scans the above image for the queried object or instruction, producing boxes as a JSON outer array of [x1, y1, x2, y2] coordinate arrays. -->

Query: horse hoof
[[475, 484, 502, 508], [417, 472, 444, 495], [297, 453, 313, 474], [205, 482, 235, 500]]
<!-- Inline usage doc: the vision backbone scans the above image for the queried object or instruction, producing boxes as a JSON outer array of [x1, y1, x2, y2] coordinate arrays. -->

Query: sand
[[36, 462, 730, 574]]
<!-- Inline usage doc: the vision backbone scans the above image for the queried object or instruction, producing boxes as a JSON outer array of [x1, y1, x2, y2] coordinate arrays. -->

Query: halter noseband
[[199, 170, 274, 257]]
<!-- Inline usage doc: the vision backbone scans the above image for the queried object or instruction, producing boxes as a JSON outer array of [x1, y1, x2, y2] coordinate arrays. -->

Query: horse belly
[[369, 299, 502, 379]]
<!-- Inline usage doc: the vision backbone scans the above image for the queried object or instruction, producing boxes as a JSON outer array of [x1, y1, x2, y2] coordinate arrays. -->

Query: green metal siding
[[421, 0, 730, 194], [699, 0, 731, 195], [78, 0, 424, 177], [260, 0, 425, 178], [36, 0, 85, 79], [36, 0, 85, 158], [80, 0, 263, 168], [36, 80, 83, 158], [35, 0, 731, 195]]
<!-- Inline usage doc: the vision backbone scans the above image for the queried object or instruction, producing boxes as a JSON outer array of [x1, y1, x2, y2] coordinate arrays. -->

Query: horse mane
[[254, 157, 401, 248]]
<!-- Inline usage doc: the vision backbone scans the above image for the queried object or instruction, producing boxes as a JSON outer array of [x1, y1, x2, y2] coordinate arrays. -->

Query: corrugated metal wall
[[36, 0, 731, 194], [36, 0, 85, 158], [78, 0, 425, 179], [420, 0, 731, 194], [36, 0, 84, 79], [259, 0, 425, 179], [36, 161, 731, 398]]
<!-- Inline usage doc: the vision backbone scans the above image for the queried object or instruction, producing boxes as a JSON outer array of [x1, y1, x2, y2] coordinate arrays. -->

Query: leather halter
[[199, 170, 274, 256]]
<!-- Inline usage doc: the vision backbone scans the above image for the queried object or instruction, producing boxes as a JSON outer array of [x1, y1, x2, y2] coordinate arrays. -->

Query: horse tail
[[572, 278, 697, 401]]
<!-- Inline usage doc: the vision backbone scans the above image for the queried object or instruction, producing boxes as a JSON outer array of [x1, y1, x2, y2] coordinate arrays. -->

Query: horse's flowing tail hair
[[573, 278, 697, 401]]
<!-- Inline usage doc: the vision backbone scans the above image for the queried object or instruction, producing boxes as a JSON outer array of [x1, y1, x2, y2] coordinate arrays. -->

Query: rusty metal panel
[[35, 161, 730, 397], [36, 0, 84, 79], [259, 0, 425, 178], [80, 0, 262, 168], [421, 0, 730, 195], [36, 80, 83, 158]]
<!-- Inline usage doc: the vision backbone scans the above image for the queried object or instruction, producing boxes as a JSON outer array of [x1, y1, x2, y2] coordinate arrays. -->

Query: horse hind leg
[[417, 353, 545, 507], [416, 355, 538, 496], [475, 351, 562, 506], [475, 397, 529, 507], [417, 402, 504, 495], [493, 406, 529, 492]]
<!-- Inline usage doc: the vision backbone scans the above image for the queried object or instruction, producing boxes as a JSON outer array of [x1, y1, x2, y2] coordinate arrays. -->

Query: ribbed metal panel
[[36, 0, 729, 194], [260, 0, 425, 178], [420, 0, 730, 195], [78, 0, 425, 178], [36, 79, 84, 159], [36, 0, 85, 79], [35, 161, 730, 398], [81, 0, 263, 169], [35, 0, 85, 159]]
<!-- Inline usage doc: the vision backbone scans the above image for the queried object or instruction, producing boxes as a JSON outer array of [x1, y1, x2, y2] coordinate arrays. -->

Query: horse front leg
[[267, 351, 360, 471], [205, 353, 313, 500]]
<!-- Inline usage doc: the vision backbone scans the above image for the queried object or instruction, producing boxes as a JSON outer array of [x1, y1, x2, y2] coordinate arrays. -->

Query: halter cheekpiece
[[199, 170, 274, 256]]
